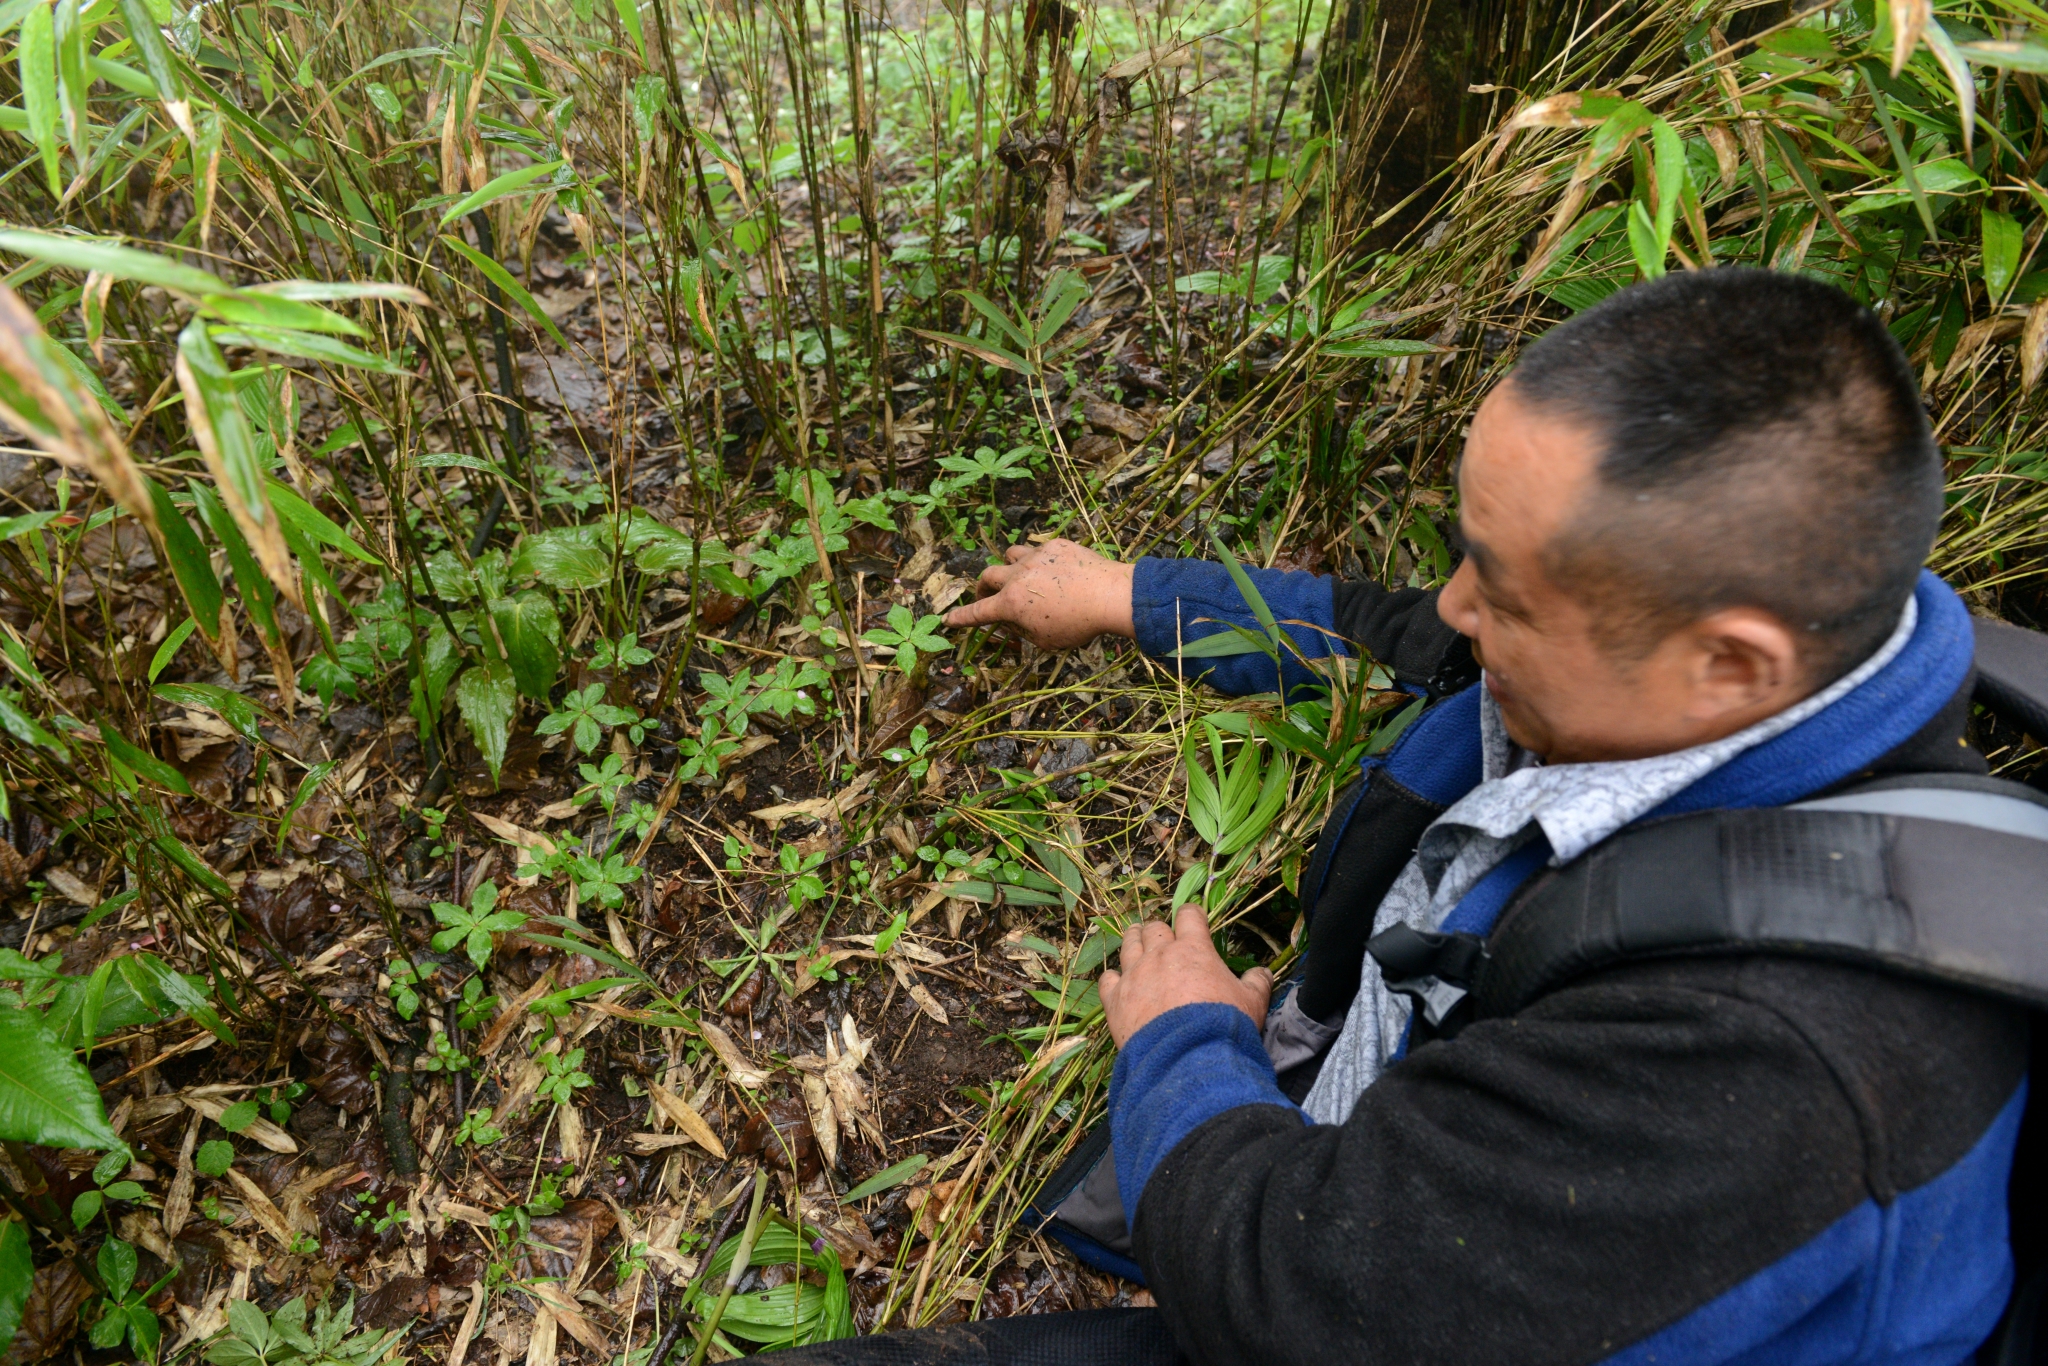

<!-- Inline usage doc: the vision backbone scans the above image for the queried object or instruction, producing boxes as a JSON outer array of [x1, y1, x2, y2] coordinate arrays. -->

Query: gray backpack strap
[[1469, 775, 2048, 1021], [1976, 616, 2048, 743]]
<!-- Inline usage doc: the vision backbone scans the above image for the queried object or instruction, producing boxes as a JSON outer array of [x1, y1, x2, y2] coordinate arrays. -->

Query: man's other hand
[[1099, 904, 1273, 1047], [942, 539, 1135, 650]]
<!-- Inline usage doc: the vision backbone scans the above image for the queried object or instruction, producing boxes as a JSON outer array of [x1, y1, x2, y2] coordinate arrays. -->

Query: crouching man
[[779, 269, 2037, 1366]]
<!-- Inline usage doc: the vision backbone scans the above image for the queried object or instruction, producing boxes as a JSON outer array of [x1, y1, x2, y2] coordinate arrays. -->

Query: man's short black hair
[[1511, 267, 1941, 683]]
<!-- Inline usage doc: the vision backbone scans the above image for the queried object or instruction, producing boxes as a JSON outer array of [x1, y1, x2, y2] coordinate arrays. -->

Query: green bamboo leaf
[[244, 279, 428, 305], [0, 1006, 121, 1150], [1764, 124, 1850, 244], [906, 327, 1034, 375], [145, 478, 223, 642], [54, 0, 88, 174], [276, 760, 336, 855], [99, 721, 191, 794], [436, 158, 567, 227], [1983, 208, 2022, 301], [177, 321, 297, 609], [114, 0, 190, 138], [266, 480, 377, 563], [0, 228, 224, 296], [1864, 78, 1938, 241], [0, 1217, 30, 1359], [613, 0, 645, 62], [1206, 527, 1281, 644], [200, 293, 366, 337], [153, 833, 232, 900], [1920, 18, 1978, 157], [206, 325, 407, 375], [188, 481, 280, 646], [438, 233, 570, 349], [843, 1154, 928, 1201], [1172, 623, 1275, 659], [955, 290, 1035, 353], [1649, 118, 1685, 246], [455, 663, 517, 785], [152, 682, 264, 742], [85, 55, 154, 97], [18, 1, 58, 195]]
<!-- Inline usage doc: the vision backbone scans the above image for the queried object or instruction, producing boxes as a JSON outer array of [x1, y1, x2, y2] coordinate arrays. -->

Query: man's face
[[1434, 384, 1805, 764]]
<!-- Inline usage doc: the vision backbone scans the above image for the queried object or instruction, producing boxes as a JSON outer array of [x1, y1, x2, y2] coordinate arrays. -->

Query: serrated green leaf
[[194, 1139, 232, 1177], [512, 526, 609, 589]]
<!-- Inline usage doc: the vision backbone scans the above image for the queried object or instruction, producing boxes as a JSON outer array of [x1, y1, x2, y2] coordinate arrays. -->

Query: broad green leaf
[[194, 1139, 232, 1177], [1983, 208, 2022, 301], [438, 234, 570, 349], [0, 693, 64, 758], [97, 1239, 135, 1303], [488, 591, 562, 701], [146, 478, 224, 640], [70, 1190, 102, 1229], [0, 1218, 30, 1359], [85, 55, 154, 97], [1649, 118, 1685, 246], [1627, 199, 1665, 280], [17, 4, 57, 196], [455, 663, 517, 785], [436, 159, 567, 227], [1589, 100, 1653, 166], [99, 721, 192, 794], [630, 74, 667, 143], [0, 228, 224, 297], [0, 1006, 121, 1149], [512, 526, 609, 589]]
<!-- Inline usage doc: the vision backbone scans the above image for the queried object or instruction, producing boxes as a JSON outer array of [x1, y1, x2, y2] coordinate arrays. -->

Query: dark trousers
[[769, 1310, 1185, 1365]]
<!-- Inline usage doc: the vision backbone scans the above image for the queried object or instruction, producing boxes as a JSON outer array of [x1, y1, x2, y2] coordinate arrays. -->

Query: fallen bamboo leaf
[[184, 1095, 297, 1154], [1103, 40, 1198, 80], [802, 1073, 838, 1171], [446, 1281, 486, 1366], [696, 1018, 769, 1088], [223, 1167, 294, 1251], [162, 1110, 199, 1238], [1893, 0, 1931, 74], [749, 768, 876, 826], [525, 1304, 558, 1366], [527, 1283, 607, 1355], [649, 1081, 726, 1157], [890, 958, 949, 1025], [2023, 296, 2048, 391]]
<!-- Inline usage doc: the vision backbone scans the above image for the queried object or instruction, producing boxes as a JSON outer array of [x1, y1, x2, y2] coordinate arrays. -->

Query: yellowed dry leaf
[[184, 1095, 297, 1154], [649, 1081, 726, 1157], [0, 287, 158, 537], [162, 1110, 200, 1238], [696, 1019, 769, 1088], [446, 1282, 487, 1366], [889, 958, 949, 1025], [2023, 296, 2048, 391], [1893, 0, 1931, 73], [224, 1168, 294, 1251]]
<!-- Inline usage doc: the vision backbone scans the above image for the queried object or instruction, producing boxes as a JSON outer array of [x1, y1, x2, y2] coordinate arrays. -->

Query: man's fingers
[[1136, 919, 1177, 952], [943, 595, 1005, 629], [1003, 543, 1037, 564], [977, 561, 1019, 590], [1098, 968, 1121, 999], [1172, 902, 1213, 942]]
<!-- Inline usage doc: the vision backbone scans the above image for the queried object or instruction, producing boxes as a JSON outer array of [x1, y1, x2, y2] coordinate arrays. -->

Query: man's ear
[[1684, 608, 1805, 721]]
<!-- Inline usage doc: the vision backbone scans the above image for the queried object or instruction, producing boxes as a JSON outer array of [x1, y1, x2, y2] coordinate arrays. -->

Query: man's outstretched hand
[[942, 538, 1135, 650], [1099, 904, 1273, 1048]]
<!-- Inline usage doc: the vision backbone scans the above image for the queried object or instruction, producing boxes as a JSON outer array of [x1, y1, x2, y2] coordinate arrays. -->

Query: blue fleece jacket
[[1111, 562, 2013, 1365]]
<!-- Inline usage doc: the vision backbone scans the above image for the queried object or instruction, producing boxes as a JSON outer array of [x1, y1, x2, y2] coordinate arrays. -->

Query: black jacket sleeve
[[1329, 582, 1478, 699], [1131, 955, 2026, 1366]]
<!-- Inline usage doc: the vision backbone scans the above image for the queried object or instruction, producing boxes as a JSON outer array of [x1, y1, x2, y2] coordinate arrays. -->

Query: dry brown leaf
[[1102, 40, 1197, 80], [649, 1081, 726, 1157], [623, 1132, 698, 1155], [0, 1259, 93, 1365], [526, 1283, 607, 1355], [524, 1305, 558, 1366], [556, 1102, 584, 1166], [749, 768, 876, 826]]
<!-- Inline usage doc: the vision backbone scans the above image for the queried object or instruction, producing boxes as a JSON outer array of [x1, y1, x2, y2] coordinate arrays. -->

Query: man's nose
[[1437, 560, 1481, 638]]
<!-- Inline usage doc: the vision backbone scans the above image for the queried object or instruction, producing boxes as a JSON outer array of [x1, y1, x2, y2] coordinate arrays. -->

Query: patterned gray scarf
[[1269, 599, 1917, 1125]]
